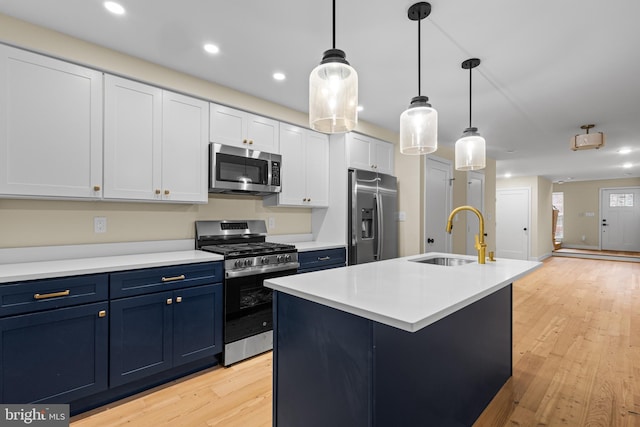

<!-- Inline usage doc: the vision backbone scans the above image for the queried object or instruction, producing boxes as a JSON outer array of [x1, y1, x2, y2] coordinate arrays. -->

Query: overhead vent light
[[571, 124, 605, 151]]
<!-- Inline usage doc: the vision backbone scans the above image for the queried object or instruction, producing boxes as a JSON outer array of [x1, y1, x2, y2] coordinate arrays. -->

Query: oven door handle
[[225, 263, 300, 279]]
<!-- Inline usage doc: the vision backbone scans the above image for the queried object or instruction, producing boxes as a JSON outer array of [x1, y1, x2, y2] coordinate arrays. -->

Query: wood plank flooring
[[71, 257, 640, 427]]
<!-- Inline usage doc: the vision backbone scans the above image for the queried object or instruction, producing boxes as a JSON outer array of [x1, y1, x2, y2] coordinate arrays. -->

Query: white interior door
[[424, 156, 452, 253], [496, 187, 530, 260], [600, 187, 640, 252], [466, 171, 485, 255]]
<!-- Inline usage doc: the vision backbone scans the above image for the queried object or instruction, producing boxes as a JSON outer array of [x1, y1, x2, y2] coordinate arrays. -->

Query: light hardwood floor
[[71, 257, 640, 426]]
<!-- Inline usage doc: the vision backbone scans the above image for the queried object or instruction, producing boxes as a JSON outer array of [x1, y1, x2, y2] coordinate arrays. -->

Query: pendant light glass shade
[[309, 49, 358, 133], [455, 127, 486, 170], [400, 96, 438, 155], [455, 58, 485, 170], [400, 2, 437, 156]]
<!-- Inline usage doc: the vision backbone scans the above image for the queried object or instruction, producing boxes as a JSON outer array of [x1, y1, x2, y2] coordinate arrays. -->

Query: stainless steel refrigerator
[[348, 168, 398, 265]]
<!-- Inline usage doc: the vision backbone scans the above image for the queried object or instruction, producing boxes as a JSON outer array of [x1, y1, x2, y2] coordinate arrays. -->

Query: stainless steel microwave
[[209, 143, 282, 195]]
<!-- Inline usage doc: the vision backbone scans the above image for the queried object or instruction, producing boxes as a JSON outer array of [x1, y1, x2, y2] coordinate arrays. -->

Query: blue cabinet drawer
[[110, 261, 223, 299], [0, 274, 108, 317], [298, 248, 346, 273]]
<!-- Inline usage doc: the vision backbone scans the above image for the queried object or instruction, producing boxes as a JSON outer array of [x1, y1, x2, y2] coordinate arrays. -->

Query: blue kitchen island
[[264, 253, 541, 427]]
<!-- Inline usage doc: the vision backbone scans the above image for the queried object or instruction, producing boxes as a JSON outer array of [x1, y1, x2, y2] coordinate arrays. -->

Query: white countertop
[[0, 251, 223, 283], [265, 252, 541, 333]]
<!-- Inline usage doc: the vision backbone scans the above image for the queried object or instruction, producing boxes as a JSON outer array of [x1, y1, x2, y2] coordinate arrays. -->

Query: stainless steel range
[[195, 220, 299, 366]]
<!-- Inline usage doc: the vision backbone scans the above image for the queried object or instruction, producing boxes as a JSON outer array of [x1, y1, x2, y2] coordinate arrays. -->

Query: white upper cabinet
[[209, 103, 279, 153], [0, 45, 103, 199], [265, 123, 329, 207], [161, 91, 209, 203], [346, 133, 394, 175], [104, 75, 208, 203]]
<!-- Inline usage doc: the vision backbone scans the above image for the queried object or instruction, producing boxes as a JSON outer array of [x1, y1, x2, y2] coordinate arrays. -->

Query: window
[[552, 192, 564, 240], [609, 193, 634, 207]]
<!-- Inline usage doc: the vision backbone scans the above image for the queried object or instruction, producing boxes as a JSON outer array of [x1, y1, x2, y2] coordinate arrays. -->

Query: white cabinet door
[[346, 133, 394, 174], [161, 91, 208, 203], [266, 124, 328, 207], [373, 139, 395, 175], [278, 124, 307, 205], [305, 131, 329, 207], [0, 45, 103, 199], [210, 103, 279, 152], [104, 75, 162, 201]]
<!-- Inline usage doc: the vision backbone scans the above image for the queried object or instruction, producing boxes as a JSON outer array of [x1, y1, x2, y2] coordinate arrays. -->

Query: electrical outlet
[[268, 217, 276, 229], [94, 217, 107, 233]]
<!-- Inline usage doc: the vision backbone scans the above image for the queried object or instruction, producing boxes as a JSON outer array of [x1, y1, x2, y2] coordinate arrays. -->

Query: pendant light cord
[[468, 66, 473, 128], [332, 0, 336, 49], [417, 17, 421, 96]]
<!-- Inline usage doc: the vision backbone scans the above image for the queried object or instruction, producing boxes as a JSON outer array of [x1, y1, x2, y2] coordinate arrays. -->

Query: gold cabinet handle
[[167, 298, 173, 305], [249, 140, 253, 145], [243, 139, 248, 144], [176, 296, 182, 303], [164, 189, 170, 195], [93, 185, 101, 191], [161, 274, 185, 282], [98, 310, 107, 318], [155, 189, 161, 195], [34, 290, 70, 300]]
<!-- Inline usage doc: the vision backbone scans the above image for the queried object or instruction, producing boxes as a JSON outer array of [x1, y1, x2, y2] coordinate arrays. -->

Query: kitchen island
[[265, 253, 541, 427]]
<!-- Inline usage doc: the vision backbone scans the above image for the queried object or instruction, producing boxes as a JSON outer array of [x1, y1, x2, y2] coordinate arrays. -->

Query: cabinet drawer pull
[[161, 274, 185, 282], [93, 185, 101, 191], [155, 189, 161, 195], [176, 296, 182, 303], [243, 139, 248, 144], [167, 298, 173, 305], [34, 290, 70, 300], [164, 189, 170, 195], [98, 310, 107, 318], [318, 256, 331, 261]]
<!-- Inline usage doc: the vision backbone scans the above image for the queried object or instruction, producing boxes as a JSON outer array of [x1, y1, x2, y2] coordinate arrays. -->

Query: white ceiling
[[1, 0, 639, 183]]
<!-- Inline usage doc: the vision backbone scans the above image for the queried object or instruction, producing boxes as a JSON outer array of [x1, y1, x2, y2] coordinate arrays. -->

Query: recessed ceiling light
[[357, 105, 364, 112], [504, 173, 512, 178], [273, 72, 286, 81], [618, 148, 632, 154], [104, 1, 125, 15], [623, 162, 633, 169], [203, 44, 220, 54]]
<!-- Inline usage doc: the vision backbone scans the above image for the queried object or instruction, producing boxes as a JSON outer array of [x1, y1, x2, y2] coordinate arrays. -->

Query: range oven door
[[223, 267, 296, 365]]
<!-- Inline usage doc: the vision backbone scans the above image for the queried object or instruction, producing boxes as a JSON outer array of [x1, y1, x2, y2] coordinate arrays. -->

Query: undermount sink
[[410, 256, 475, 266]]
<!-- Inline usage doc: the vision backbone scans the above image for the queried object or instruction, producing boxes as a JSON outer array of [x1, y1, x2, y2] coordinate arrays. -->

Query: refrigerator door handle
[[376, 193, 383, 260]]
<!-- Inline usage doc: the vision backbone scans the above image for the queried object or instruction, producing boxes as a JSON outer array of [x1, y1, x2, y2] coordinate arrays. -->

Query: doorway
[[424, 156, 452, 253], [600, 187, 640, 252], [496, 187, 530, 260], [466, 171, 485, 256]]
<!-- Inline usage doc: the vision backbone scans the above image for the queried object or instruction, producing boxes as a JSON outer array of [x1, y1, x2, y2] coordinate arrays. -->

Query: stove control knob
[[285, 254, 292, 262], [276, 255, 284, 263], [234, 260, 244, 268], [261, 257, 270, 265], [244, 259, 253, 267]]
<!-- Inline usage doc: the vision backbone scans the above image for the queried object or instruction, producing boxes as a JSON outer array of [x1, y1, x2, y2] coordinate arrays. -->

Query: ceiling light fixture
[[455, 58, 486, 170], [618, 148, 631, 154], [309, 0, 358, 134], [203, 44, 220, 54], [104, 1, 125, 15], [273, 72, 286, 81], [400, 2, 437, 155], [571, 124, 605, 150]]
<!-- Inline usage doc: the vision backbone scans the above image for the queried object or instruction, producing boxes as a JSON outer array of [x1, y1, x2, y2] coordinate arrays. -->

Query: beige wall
[[0, 13, 496, 257], [496, 175, 553, 260], [552, 177, 640, 249]]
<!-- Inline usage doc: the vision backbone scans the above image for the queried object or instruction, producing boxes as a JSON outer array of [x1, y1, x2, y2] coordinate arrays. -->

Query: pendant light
[[400, 2, 438, 155], [455, 58, 486, 170], [309, 0, 358, 134]]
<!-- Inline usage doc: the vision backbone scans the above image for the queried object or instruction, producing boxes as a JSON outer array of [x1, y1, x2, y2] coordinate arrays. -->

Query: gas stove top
[[195, 220, 299, 278]]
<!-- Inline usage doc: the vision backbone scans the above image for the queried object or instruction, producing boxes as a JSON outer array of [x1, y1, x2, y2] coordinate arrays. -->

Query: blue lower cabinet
[[173, 284, 223, 365], [110, 283, 223, 388], [298, 248, 346, 273], [0, 302, 108, 404], [109, 292, 174, 387]]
